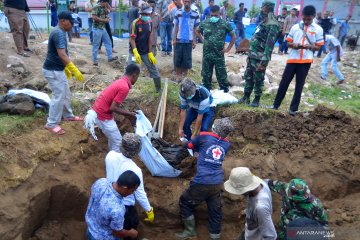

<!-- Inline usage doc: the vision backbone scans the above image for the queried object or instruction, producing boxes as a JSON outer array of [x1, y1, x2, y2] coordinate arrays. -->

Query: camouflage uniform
[[199, 18, 234, 92], [243, 2, 279, 99], [268, 179, 328, 240]]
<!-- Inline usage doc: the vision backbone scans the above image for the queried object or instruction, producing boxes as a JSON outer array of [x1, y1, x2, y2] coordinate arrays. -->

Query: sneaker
[[321, 76, 326, 81], [161, 52, 166, 57], [167, 52, 172, 56], [336, 80, 345, 85], [108, 56, 118, 62], [267, 105, 278, 110], [93, 62, 98, 66], [289, 110, 297, 116]]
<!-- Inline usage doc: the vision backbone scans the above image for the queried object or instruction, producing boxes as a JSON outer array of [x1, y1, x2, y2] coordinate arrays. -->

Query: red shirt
[[93, 76, 132, 121]]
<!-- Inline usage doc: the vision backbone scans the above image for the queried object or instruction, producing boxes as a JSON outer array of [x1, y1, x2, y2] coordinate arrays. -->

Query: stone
[[265, 86, 279, 95], [7, 56, 28, 71], [267, 136, 278, 144], [356, 80, 360, 88], [0, 94, 35, 115], [229, 86, 244, 95], [264, 78, 271, 88], [228, 72, 243, 86], [22, 78, 48, 91]]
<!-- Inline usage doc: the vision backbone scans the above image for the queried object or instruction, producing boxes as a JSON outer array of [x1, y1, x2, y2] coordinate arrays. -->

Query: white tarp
[[210, 89, 238, 106], [7, 88, 51, 106], [135, 110, 181, 178]]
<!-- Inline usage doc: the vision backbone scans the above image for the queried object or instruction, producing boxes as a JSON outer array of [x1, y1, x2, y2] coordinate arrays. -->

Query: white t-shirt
[[86, 0, 96, 18], [245, 180, 277, 240], [325, 34, 343, 56], [105, 151, 152, 212]]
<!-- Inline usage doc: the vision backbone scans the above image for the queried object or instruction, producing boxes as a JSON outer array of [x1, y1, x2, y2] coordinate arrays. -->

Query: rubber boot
[[210, 233, 221, 240], [250, 96, 260, 107], [238, 94, 250, 104], [153, 78, 161, 93], [175, 215, 196, 240]]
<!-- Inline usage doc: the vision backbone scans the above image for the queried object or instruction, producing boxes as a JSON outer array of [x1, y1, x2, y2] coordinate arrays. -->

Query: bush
[[248, 4, 260, 19]]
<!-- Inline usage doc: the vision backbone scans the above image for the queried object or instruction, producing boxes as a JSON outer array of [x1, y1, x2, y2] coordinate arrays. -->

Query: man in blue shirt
[[175, 118, 234, 240], [338, 15, 351, 47], [173, 0, 200, 81], [233, 2, 246, 49], [85, 170, 140, 240], [203, 0, 214, 20], [178, 78, 215, 140]]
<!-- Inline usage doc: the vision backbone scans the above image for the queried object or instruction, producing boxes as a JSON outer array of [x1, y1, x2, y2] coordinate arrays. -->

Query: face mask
[[141, 16, 151, 22], [186, 94, 195, 100], [209, 16, 219, 23]]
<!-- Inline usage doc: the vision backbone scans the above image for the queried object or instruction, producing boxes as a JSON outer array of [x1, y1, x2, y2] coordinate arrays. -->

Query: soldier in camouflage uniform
[[267, 178, 328, 240], [239, 1, 280, 107], [197, 5, 236, 92]]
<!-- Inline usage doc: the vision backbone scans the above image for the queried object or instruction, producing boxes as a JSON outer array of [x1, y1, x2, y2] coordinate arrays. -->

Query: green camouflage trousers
[[244, 57, 266, 97], [201, 53, 229, 92]]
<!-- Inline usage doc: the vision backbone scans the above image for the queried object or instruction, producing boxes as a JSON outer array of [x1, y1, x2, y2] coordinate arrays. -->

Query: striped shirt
[[173, 9, 200, 42], [286, 22, 324, 64], [180, 86, 212, 114]]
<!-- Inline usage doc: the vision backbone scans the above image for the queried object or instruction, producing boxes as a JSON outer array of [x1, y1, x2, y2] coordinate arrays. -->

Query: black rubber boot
[[238, 94, 250, 104], [153, 78, 161, 93], [250, 96, 260, 107]]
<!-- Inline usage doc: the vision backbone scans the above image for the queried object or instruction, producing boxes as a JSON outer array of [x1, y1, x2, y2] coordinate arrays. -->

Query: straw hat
[[224, 167, 262, 195]]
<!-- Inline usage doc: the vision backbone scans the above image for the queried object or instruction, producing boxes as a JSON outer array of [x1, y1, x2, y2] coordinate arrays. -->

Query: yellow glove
[[148, 52, 156, 65], [132, 48, 142, 64], [64, 67, 72, 80], [65, 61, 84, 82], [144, 207, 154, 223]]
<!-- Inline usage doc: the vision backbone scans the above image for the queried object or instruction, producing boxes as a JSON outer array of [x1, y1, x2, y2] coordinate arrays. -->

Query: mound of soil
[[0, 103, 359, 240]]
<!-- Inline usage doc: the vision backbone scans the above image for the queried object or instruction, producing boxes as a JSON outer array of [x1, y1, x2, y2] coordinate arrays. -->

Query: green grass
[[0, 110, 46, 135]]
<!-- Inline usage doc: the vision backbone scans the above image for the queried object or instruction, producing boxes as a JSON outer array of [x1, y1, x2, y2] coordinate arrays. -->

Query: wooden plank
[[159, 79, 168, 138]]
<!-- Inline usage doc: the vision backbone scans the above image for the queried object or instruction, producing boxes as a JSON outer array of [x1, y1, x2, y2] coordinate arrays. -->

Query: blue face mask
[[209, 16, 219, 23], [141, 16, 151, 22], [186, 94, 195, 100]]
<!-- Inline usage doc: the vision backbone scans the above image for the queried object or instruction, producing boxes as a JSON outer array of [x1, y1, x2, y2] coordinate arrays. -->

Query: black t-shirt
[[43, 27, 68, 71], [127, 7, 139, 31], [4, 0, 30, 11], [129, 18, 152, 55]]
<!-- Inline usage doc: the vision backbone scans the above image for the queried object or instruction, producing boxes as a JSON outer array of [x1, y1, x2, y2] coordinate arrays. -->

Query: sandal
[[24, 48, 33, 53], [44, 125, 65, 135], [17, 52, 30, 57], [64, 116, 84, 121]]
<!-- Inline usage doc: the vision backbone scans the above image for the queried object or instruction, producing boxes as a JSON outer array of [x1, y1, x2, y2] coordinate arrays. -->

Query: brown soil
[[1, 101, 359, 240], [1, 32, 360, 240]]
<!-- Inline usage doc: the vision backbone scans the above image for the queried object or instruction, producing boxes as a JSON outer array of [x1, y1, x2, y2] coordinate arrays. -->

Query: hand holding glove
[[64, 67, 72, 80], [148, 52, 157, 65], [133, 48, 142, 64], [65, 61, 84, 82], [144, 207, 154, 223]]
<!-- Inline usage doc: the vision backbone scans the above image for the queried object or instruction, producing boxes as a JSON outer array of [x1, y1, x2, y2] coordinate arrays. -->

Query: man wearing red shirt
[[84, 64, 140, 152]]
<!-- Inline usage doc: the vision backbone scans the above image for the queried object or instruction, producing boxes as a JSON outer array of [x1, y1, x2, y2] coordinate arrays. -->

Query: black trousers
[[123, 205, 139, 240], [273, 63, 311, 112], [99, 22, 114, 49]]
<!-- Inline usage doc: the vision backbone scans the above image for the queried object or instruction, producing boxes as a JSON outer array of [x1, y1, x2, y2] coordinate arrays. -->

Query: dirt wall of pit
[[0, 101, 359, 240]]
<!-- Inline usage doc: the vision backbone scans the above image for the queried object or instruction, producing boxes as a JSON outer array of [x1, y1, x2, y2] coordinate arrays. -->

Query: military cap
[[121, 133, 142, 158], [287, 179, 311, 202]]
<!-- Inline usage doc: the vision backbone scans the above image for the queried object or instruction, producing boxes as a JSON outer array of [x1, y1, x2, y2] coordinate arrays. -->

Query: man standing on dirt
[[85, 0, 97, 44], [43, 11, 84, 135], [238, 1, 280, 108], [4, 0, 31, 57], [178, 78, 215, 141], [197, 5, 236, 93], [91, 0, 117, 66], [224, 167, 277, 240], [149, 0, 161, 56], [282, 8, 298, 54], [233, 3, 246, 49], [176, 118, 234, 240], [268, 178, 328, 240], [106, 133, 154, 240], [129, 3, 162, 92], [83, 64, 139, 152], [85, 170, 140, 240], [272, 5, 323, 116], [173, 0, 200, 82], [276, 7, 288, 55], [158, 0, 173, 56]]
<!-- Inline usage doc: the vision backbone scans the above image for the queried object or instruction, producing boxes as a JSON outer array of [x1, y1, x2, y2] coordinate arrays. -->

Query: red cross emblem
[[212, 148, 222, 160]]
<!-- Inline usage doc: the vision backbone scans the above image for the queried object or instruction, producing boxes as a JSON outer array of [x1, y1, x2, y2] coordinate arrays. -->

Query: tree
[[248, 4, 260, 19]]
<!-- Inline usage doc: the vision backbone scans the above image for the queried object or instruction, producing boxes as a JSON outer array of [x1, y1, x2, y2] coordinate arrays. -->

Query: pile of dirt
[[0, 103, 359, 240]]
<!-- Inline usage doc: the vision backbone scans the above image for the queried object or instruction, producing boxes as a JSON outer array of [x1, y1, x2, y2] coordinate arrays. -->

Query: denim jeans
[[42, 69, 74, 128], [339, 34, 346, 46], [88, 18, 93, 43], [321, 52, 344, 81], [95, 117, 122, 152], [92, 28, 112, 63], [183, 107, 215, 140], [235, 28, 245, 48], [281, 33, 289, 53], [179, 182, 222, 234], [160, 21, 173, 53]]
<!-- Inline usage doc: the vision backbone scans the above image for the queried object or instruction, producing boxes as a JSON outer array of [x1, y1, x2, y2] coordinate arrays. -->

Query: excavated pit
[[0, 103, 360, 240]]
